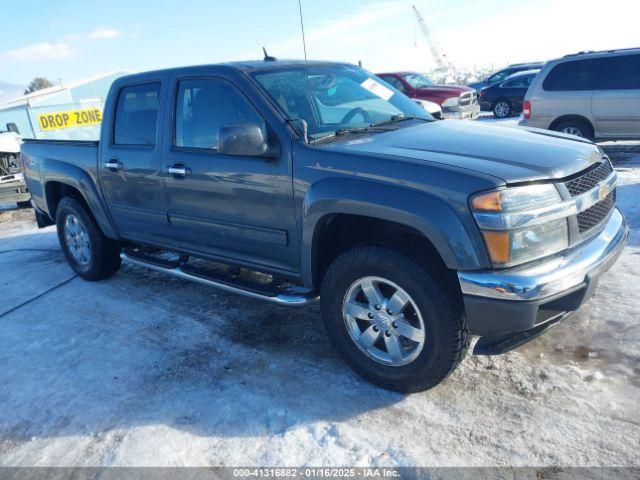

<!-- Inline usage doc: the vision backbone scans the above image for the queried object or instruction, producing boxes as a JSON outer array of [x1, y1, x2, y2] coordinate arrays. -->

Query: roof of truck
[[121, 60, 352, 81]]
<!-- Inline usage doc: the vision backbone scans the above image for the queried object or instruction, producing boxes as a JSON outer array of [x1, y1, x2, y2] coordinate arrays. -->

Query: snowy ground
[[0, 138, 639, 467]]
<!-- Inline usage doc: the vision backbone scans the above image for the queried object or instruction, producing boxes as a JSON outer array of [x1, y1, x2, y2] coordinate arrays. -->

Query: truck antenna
[[297, 0, 312, 143], [262, 47, 277, 62]]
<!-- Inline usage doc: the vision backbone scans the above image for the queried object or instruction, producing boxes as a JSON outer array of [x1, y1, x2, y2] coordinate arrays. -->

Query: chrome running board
[[120, 252, 319, 307]]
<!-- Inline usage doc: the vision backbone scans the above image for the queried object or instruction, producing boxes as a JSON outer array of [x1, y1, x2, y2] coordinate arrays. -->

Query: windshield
[[402, 73, 434, 89], [252, 64, 431, 140]]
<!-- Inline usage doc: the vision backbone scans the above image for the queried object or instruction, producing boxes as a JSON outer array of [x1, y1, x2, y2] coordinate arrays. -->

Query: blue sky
[[0, 0, 636, 85]]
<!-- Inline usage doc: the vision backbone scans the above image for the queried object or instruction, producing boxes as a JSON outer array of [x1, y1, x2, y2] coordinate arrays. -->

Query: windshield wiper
[[370, 114, 430, 128], [335, 126, 371, 136], [312, 115, 429, 145]]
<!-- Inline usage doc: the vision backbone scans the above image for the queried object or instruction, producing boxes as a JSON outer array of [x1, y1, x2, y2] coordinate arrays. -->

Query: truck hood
[[322, 120, 601, 184], [416, 85, 473, 96]]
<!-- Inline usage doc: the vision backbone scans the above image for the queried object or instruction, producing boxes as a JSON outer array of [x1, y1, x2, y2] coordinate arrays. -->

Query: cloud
[[87, 27, 122, 40], [7, 42, 72, 62]]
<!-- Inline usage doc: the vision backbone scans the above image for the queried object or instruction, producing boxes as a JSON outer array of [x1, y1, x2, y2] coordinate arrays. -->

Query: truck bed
[[21, 138, 100, 216]]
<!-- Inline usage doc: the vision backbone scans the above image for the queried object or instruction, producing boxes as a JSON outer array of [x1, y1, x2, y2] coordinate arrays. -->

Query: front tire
[[56, 197, 121, 280], [320, 246, 468, 392]]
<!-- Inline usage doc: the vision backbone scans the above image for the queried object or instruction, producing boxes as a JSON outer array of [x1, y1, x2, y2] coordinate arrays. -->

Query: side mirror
[[287, 118, 308, 143], [218, 123, 273, 157], [6, 123, 19, 135]]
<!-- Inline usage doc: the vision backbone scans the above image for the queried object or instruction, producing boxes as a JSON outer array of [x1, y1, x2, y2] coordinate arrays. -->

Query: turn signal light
[[471, 191, 502, 211], [482, 231, 510, 265]]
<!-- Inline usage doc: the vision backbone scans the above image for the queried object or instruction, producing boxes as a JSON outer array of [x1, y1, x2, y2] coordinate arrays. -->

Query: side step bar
[[120, 252, 319, 307]]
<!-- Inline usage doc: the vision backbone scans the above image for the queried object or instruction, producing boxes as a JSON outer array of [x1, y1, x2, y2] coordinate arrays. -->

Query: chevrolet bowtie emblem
[[598, 183, 610, 201]]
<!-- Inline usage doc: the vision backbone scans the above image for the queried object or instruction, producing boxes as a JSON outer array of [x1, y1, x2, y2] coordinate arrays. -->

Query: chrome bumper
[[443, 103, 480, 120], [458, 208, 628, 301]]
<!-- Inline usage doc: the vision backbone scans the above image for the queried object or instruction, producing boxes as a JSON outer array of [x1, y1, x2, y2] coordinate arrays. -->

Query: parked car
[[376, 72, 479, 120], [0, 125, 30, 208], [22, 60, 627, 392], [413, 98, 443, 119], [519, 48, 640, 140], [469, 62, 544, 92], [479, 70, 539, 118]]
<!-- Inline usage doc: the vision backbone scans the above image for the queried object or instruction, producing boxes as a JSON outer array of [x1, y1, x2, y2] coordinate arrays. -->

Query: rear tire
[[56, 197, 121, 281], [492, 99, 512, 118], [320, 245, 469, 393], [552, 119, 594, 140]]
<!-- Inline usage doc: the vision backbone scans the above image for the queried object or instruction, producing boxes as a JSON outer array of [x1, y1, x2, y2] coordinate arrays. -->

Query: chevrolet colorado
[[22, 61, 627, 392]]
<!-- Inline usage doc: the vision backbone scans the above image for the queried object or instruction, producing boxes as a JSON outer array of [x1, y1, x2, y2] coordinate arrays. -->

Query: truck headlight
[[442, 96, 459, 108], [470, 184, 569, 267]]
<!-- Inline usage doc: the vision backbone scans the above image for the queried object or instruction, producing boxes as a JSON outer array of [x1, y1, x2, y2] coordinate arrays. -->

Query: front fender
[[42, 158, 118, 239], [301, 177, 488, 288]]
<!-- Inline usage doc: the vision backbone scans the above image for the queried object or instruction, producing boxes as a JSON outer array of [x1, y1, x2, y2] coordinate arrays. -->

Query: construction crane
[[412, 4, 451, 72]]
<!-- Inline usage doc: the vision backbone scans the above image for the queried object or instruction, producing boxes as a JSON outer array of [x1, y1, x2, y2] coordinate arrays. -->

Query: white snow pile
[[0, 155, 638, 468]]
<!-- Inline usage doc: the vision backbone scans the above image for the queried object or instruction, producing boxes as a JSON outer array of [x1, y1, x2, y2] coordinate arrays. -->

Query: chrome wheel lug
[[374, 304, 381, 310], [392, 321, 398, 328], [384, 330, 391, 337], [373, 326, 380, 332], [368, 312, 374, 319], [386, 308, 393, 315]]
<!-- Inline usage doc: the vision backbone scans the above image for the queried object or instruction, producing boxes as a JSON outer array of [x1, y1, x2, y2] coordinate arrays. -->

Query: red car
[[376, 72, 479, 120]]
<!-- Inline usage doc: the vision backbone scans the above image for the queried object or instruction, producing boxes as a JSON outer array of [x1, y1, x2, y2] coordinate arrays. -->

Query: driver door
[[162, 76, 298, 274]]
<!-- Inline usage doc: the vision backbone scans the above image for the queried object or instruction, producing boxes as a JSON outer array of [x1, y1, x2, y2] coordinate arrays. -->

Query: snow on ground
[[0, 145, 639, 467]]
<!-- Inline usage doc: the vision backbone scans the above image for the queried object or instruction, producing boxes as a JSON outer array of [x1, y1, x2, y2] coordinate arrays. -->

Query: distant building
[[0, 71, 127, 140]]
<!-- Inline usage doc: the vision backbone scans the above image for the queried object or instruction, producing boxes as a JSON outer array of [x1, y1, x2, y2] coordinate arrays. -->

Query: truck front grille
[[577, 191, 615, 233], [459, 91, 477, 107], [564, 160, 613, 197]]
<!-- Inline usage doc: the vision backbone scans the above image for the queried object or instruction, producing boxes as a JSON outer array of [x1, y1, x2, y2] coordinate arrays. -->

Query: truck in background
[[0, 124, 30, 208]]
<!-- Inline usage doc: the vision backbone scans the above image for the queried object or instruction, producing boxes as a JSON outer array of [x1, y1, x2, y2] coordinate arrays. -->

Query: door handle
[[167, 164, 191, 178], [105, 159, 122, 171]]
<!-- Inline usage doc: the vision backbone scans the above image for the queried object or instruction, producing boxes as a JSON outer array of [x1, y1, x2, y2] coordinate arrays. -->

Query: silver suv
[[519, 48, 640, 140]]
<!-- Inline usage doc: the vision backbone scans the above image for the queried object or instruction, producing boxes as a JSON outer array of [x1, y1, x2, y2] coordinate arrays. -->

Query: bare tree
[[24, 77, 54, 95]]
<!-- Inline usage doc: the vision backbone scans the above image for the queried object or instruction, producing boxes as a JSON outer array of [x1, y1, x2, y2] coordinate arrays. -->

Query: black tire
[[320, 245, 469, 393], [492, 99, 512, 118], [552, 119, 594, 140], [17, 201, 31, 209], [56, 197, 121, 281]]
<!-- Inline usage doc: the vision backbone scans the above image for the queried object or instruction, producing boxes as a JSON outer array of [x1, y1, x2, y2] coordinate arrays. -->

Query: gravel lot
[[0, 137, 638, 467]]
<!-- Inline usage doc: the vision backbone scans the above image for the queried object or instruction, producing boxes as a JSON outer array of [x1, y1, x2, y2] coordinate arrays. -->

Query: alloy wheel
[[64, 214, 92, 266], [561, 126, 584, 138], [342, 276, 426, 366]]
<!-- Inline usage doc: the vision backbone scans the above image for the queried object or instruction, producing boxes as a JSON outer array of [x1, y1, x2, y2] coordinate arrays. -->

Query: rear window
[[113, 83, 161, 146], [542, 59, 595, 91], [595, 54, 640, 90]]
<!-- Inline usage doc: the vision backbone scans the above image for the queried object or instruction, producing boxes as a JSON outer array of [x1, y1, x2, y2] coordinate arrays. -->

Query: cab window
[[113, 83, 161, 146], [175, 79, 265, 151]]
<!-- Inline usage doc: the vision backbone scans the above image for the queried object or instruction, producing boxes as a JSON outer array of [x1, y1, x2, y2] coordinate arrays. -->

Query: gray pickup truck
[[22, 60, 627, 392]]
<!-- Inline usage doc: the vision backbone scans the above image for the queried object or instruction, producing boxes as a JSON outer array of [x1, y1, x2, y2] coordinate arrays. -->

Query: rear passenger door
[[100, 80, 175, 244], [592, 54, 640, 139]]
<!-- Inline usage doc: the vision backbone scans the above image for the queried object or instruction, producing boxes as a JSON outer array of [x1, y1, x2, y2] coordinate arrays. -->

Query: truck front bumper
[[443, 103, 480, 120], [0, 173, 30, 204], [458, 208, 628, 350]]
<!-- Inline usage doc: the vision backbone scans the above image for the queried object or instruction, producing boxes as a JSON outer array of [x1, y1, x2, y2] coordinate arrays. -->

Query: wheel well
[[549, 115, 594, 135], [312, 214, 460, 297], [45, 182, 91, 220]]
